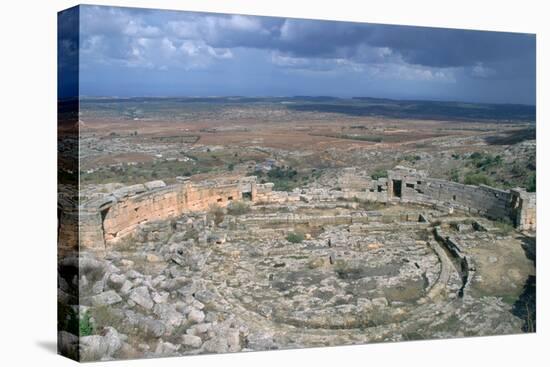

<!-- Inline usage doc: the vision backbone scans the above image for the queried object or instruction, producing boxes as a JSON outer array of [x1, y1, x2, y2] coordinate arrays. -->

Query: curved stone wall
[[386, 166, 535, 230], [79, 167, 535, 250], [80, 178, 258, 249]]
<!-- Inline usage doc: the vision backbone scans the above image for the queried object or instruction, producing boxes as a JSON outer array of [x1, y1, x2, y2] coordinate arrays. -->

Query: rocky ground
[[66, 101, 536, 361], [58, 201, 534, 361]]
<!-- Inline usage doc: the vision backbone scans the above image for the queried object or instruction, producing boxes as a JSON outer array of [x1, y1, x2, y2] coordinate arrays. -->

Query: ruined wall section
[[362, 177, 390, 202], [102, 186, 186, 243], [510, 189, 536, 231], [80, 178, 254, 249], [419, 180, 511, 219], [256, 182, 301, 203], [79, 167, 535, 251], [299, 166, 389, 203], [387, 166, 535, 230], [79, 208, 105, 250]]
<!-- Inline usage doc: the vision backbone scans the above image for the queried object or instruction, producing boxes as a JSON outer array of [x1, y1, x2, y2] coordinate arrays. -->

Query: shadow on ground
[[511, 236, 536, 332], [36, 340, 57, 354]]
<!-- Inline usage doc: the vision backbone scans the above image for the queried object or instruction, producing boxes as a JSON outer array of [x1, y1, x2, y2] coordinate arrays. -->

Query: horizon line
[[74, 95, 537, 107]]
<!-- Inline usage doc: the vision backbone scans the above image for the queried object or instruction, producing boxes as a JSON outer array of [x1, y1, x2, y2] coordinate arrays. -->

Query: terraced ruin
[[58, 166, 535, 360]]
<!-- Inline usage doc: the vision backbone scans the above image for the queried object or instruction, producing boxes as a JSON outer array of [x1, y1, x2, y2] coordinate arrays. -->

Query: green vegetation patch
[[286, 231, 305, 243], [371, 168, 388, 180], [463, 173, 494, 186], [469, 152, 503, 171], [403, 155, 421, 164], [252, 166, 303, 192], [79, 310, 94, 336]]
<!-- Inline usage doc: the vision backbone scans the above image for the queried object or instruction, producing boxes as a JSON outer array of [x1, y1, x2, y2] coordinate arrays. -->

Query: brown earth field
[[79, 108, 535, 193], [80, 116, 519, 154]]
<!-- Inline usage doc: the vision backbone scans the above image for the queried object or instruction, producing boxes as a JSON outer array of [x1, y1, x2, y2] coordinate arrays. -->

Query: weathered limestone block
[[144, 180, 166, 190], [112, 184, 147, 200], [79, 327, 125, 361], [182, 334, 202, 348], [91, 290, 122, 306], [129, 286, 154, 310]]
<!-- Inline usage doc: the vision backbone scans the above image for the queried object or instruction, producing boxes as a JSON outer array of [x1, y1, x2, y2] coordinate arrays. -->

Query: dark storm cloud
[[78, 5, 536, 104], [58, 6, 79, 99], [239, 18, 535, 76], [367, 24, 536, 72], [191, 14, 535, 71]]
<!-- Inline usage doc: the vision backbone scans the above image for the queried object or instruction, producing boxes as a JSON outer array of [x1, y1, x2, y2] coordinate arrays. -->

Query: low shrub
[[227, 201, 250, 216], [463, 173, 493, 186], [208, 204, 225, 225], [449, 168, 460, 182], [90, 305, 123, 332], [371, 169, 388, 180], [79, 310, 94, 336], [286, 231, 305, 243]]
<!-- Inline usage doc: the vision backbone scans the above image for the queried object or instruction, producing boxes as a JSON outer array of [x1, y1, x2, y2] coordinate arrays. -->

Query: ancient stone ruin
[[58, 166, 536, 360], [78, 166, 535, 251]]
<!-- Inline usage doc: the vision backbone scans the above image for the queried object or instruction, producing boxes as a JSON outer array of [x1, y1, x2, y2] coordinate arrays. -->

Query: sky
[[72, 5, 536, 104]]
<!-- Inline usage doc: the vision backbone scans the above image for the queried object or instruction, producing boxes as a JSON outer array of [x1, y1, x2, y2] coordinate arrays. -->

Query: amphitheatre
[[61, 170, 535, 360], [79, 166, 535, 249], [58, 98, 536, 361]]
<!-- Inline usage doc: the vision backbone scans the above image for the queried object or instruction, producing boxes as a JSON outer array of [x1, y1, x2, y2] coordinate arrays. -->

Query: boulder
[[120, 280, 133, 295], [91, 280, 105, 295], [140, 318, 166, 338], [145, 253, 162, 263], [108, 273, 127, 289], [187, 308, 206, 324], [246, 331, 277, 351], [154, 340, 180, 356], [152, 291, 169, 304], [201, 337, 229, 354], [153, 303, 184, 329], [194, 289, 216, 304], [181, 334, 202, 348], [129, 286, 154, 310], [186, 322, 212, 336], [90, 290, 122, 306], [126, 269, 142, 279], [225, 329, 241, 351], [79, 327, 124, 361], [372, 297, 389, 308], [357, 298, 373, 310]]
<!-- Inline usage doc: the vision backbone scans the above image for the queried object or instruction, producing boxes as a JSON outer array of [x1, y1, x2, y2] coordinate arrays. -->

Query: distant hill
[[288, 97, 535, 123], [79, 96, 536, 123]]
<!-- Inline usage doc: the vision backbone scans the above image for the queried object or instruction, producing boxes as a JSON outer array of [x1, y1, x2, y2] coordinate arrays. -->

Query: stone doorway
[[392, 179, 402, 198]]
